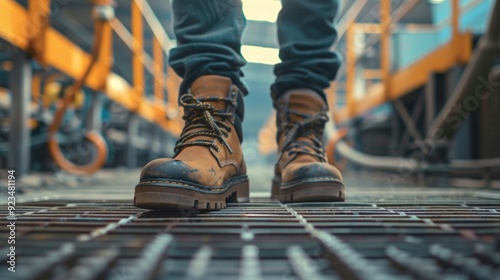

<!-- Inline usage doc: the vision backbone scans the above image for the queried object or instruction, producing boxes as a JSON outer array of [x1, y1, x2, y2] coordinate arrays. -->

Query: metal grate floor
[[1, 190, 500, 280]]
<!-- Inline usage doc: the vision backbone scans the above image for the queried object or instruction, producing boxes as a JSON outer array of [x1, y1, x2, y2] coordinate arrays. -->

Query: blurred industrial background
[[1, 0, 500, 279]]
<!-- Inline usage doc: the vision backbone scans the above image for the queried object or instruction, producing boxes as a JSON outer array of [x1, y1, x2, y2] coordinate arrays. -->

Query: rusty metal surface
[[1, 187, 500, 280]]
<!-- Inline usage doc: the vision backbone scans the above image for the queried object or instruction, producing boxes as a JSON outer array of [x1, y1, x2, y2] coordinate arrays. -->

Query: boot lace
[[280, 110, 329, 162], [174, 94, 234, 155]]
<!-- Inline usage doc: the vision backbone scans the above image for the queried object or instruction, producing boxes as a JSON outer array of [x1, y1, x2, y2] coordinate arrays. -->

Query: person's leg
[[272, 0, 341, 102], [272, 0, 345, 203], [135, 0, 249, 211], [169, 0, 248, 96]]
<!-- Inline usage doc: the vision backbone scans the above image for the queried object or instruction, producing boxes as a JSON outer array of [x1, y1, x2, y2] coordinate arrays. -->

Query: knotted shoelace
[[174, 94, 235, 155], [280, 110, 329, 162]]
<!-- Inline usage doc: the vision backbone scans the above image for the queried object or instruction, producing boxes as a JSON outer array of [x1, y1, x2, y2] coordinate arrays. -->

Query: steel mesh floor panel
[[1, 191, 500, 280]]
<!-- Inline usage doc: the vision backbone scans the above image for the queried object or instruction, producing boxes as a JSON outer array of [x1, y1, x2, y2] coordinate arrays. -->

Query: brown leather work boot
[[135, 75, 249, 210], [271, 89, 345, 202]]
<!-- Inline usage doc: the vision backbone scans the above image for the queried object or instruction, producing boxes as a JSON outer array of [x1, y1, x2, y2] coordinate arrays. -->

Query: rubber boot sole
[[271, 177, 345, 203], [134, 175, 249, 210]]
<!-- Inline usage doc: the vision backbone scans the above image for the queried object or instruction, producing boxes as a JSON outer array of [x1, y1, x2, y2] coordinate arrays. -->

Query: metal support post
[[147, 125, 160, 161], [424, 74, 436, 133], [126, 114, 138, 168], [8, 49, 32, 178], [381, 0, 392, 99], [86, 92, 104, 131]]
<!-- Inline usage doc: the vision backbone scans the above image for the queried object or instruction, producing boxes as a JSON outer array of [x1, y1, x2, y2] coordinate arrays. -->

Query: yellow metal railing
[[0, 0, 182, 132], [332, 0, 472, 124], [0, 0, 183, 174]]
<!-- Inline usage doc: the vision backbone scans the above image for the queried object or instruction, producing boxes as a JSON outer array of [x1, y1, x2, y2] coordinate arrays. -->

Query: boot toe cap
[[282, 162, 343, 184], [139, 158, 202, 184]]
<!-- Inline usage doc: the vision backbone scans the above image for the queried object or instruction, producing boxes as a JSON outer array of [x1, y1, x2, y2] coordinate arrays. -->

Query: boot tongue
[[190, 75, 232, 111]]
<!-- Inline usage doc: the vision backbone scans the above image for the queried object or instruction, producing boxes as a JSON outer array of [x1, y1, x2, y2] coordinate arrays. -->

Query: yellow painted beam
[[346, 24, 356, 117], [44, 27, 107, 91], [132, 0, 145, 100], [334, 32, 472, 124], [389, 32, 471, 100], [110, 18, 168, 99], [0, 0, 181, 135], [0, 1, 30, 50], [97, 21, 113, 89], [452, 0, 460, 40], [363, 69, 382, 80], [28, 0, 50, 63], [153, 36, 164, 101]]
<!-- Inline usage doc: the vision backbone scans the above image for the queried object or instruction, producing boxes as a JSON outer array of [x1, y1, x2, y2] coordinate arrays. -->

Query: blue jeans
[[169, 0, 340, 103]]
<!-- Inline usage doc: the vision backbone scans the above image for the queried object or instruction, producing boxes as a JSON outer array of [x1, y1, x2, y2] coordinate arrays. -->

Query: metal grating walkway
[[1, 190, 500, 280]]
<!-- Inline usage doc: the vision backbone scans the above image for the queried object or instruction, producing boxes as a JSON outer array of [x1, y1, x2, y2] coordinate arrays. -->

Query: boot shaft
[[274, 89, 330, 175], [275, 89, 328, 152]]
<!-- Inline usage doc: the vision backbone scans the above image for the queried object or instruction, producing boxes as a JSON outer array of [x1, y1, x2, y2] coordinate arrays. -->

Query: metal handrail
[[334, 0, 473, 124], [427, 0, 500, 142], [132, 0, 175, 53]]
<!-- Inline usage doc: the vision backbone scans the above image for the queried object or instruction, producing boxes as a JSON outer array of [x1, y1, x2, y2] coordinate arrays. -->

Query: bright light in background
[[241, 45, 280, 65], [242, 0, 281, 22], [428, 0, 446, 4]]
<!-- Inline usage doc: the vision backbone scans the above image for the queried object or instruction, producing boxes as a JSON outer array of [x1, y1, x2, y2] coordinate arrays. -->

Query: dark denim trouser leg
[[272, 0, 341, 103], [169, 0, 247, 98]]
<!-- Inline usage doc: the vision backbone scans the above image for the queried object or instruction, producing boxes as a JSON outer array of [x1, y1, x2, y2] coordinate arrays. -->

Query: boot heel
[[271, 177, 281, 200], [229, 180, 250, 203]]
